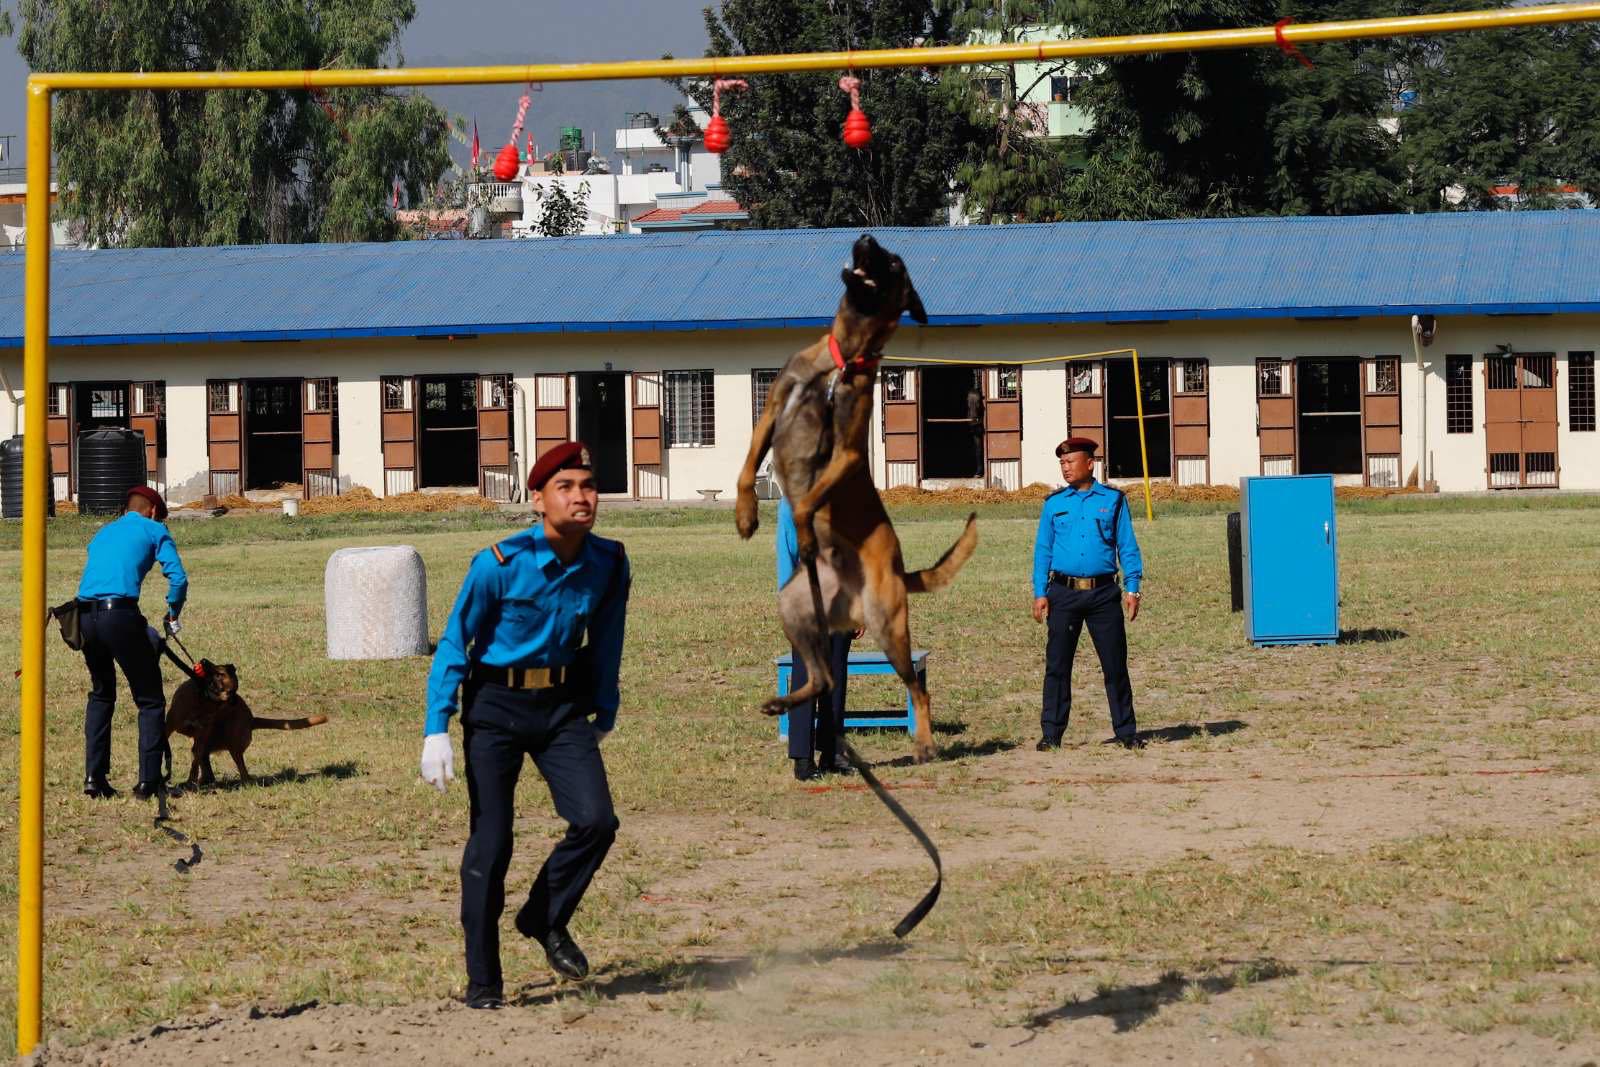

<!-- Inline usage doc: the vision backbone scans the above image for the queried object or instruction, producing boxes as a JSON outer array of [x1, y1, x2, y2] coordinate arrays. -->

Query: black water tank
[[1, 434, 55, 519], [76, 428, 147, 515], [1227, 511, 1244, 613]]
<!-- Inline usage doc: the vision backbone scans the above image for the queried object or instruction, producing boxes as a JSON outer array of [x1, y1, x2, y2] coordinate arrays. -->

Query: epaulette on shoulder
[[488, 530, 535, 565], [1046, 485, 1071, 499]]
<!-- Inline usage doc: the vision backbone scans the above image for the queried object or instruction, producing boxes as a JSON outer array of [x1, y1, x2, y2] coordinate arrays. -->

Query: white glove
[[420, 733, 454, 792]]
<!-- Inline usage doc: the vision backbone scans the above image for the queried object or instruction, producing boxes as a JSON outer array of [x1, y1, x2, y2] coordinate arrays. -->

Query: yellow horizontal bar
[[884, 349, 1133, 366], [29, 3, 1600, 92]]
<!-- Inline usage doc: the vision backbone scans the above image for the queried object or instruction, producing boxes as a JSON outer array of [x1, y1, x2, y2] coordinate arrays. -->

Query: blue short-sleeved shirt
[[1031, 481, 1143, 598], [425, 525, 630, 735], [775, 496, 800, 591], [76, 511, 189, 617]]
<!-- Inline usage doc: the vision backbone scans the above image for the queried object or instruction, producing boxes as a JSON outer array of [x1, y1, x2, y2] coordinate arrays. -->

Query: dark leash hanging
[[146, 622, 204, 874], [842, 741, 942, 938]]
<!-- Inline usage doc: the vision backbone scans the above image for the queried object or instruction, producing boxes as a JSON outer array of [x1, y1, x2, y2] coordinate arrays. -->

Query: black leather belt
[[77, 596, 139, 612], [470, 664, 566, 690], [1048, 572, 1116, 591]]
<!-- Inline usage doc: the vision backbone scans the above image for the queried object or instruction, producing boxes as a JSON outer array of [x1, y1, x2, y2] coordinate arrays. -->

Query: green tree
[[938, 0, 1088, 224], [1263, 0, 1404, 215], [668, 0, 977, 228], [16, 0, 451, 246], [1395, 4, 1600, 210], [532, 182, 591, 237]]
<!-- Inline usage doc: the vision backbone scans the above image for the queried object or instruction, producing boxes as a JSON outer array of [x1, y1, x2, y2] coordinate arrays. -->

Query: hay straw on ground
[[881, 481, 1422, 507], [176, 486, 499, 515]]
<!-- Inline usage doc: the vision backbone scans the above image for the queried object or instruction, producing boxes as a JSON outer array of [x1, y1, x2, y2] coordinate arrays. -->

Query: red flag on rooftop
[[471, 119, 480, 168]]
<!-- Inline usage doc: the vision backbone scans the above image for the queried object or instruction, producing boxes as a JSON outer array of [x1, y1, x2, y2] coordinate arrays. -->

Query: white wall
[[8, 312, 1599, 505]]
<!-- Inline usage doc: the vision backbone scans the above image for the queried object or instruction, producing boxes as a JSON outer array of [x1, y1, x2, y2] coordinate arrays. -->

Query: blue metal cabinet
[[1240, 475, 1339, 646]]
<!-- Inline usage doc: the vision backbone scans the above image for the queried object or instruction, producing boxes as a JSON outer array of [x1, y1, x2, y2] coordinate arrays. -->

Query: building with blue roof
[[1, 210, 1595, 504]]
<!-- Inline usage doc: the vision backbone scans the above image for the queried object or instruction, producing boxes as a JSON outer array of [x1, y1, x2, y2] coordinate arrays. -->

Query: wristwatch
[[1128, 590, 1142, 599]]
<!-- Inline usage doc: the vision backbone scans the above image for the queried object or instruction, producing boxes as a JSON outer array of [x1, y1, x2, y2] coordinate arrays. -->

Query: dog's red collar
[[829, 334, 881, 375]]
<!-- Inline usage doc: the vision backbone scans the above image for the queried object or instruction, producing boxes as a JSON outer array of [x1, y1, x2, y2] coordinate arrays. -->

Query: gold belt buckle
[[1073, 577, 1095, 590], [516, 666, 560, 688]]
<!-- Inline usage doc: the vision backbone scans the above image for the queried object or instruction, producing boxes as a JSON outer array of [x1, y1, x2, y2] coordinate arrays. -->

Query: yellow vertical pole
[[1129, 348, 1154, 521], [17, 80, 51, 1059]]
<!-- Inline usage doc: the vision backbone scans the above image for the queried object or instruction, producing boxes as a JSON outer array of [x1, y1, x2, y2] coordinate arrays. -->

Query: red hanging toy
[[839, 75, 871, 149], [703, 78, 747, 154], [492, 88, 533, 181]]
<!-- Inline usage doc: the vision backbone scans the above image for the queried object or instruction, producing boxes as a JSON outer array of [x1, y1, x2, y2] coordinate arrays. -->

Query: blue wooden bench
[[774, 649, 928, 738]]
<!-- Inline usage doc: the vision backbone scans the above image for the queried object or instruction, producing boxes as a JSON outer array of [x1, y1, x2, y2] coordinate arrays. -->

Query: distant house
[[3, 211, 1597, 504]]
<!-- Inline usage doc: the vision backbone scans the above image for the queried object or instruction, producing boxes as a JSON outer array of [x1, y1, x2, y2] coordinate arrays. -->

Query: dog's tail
[[250, 715, 329, 731], [903, 513, 978, 594]]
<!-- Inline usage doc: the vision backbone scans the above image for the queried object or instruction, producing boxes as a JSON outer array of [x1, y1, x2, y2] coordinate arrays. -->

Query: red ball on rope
[[839, 76, 871, 149], [705, 78, 747, 155], [704, 114, 731, 154], [491, 140, 521, 181]]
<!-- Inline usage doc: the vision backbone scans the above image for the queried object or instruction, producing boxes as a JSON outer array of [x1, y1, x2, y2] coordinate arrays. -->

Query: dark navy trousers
[[787, 633, 852, 761], [81, 605, 167, 784], [459, 682, 618, 991], [1041, 583, 1137, 741]]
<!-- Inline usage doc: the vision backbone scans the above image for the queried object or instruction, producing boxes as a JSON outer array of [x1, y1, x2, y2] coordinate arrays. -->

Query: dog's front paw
[[760, 698, 788, 717], [735, 494, 759, 540], [796, 530, 819, 564], [912, 740, 936, 765]]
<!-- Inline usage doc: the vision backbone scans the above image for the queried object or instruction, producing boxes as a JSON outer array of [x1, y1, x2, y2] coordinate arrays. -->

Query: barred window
[[995, 366, 1020, 399], [47, 383, 65, 416], [665, 369, 715, 446], [1446, 355, 1473, 433], [480, 373, 510, 410], [1071, 362, 1100, 395], [1366, 357, 1399, 394], [305, 378, 334, 413], [883, 368, 908, 402], [90, 387, 126, 419], [207, 381, 238, 414], [1179, 359, 1207, 394], [1521, 354, 1553, 389], [751, 369, 780, 424], [1257, 359, 1287, 396], [1571, 352, 1595, 432], [382, 375, 413, 411], [133, 381, 165, 416], [1487, 353, 1517, 390]]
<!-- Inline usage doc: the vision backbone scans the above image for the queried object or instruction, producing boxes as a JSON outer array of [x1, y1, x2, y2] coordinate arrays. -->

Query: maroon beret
[[1055, 436, 1098, 458], [125, 485, 168, 522], [528, 440, 593, 492]]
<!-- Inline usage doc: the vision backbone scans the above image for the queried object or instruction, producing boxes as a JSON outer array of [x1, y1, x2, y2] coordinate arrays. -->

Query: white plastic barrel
[[324, 545, 430, 660]]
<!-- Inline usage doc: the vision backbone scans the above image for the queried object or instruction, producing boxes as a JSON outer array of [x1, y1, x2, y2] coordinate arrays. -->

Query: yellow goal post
[[17, 3, 1600, 1054]]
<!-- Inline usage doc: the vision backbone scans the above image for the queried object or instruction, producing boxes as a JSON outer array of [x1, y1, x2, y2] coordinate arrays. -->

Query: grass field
[[3, 495, 1599, 1064]]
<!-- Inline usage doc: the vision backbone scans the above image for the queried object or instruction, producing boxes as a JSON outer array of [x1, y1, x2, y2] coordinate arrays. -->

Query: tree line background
[[10, 0, 1600, 244]]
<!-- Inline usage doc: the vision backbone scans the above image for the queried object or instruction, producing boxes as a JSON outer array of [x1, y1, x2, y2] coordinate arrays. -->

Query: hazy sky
[[0, 0, 716, 170]]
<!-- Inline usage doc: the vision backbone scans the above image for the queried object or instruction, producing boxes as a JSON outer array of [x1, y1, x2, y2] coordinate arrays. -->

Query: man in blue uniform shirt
[[775, 494, 854, 781], [421, 440, 630, 1010], [1031, 437, 1144, 750], [75, 485, 188, 799]]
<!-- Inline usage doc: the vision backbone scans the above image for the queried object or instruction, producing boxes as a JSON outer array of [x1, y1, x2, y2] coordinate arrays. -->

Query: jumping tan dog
[[735, 234, 977, 764]]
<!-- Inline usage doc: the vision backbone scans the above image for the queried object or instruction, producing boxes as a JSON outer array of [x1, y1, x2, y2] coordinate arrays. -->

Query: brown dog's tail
[[903, 513, 978, 594], [250, 715, 329, 731]]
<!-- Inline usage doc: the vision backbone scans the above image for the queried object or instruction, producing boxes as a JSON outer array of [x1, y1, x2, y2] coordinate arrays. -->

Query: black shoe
[[539, 928, 589, 981], [1106, 735, 1146, 750], [814, 757, 854, 777], [464, 983, 503, 1010], [793, 757, 816, 782], [130, 781, 163, 800], [83, 777, 118, 799], [1035, 738, 1061, 752]]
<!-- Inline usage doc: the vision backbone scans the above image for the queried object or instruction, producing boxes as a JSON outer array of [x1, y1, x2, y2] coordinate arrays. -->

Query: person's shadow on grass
[[1128, 719, 1247, 746], [509, 941, 912, 1007], [1339, 627, 1407, 644], [1020, 959, 1294, 1035]]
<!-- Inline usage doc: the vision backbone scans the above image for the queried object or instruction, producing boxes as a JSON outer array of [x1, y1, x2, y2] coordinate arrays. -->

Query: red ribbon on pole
[[1274, 18, 1315, 70]]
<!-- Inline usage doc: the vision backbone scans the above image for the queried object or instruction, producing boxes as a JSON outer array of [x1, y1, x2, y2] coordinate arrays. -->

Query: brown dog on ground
[[162, 660, 328, 784], [735, 234, 977, 764]]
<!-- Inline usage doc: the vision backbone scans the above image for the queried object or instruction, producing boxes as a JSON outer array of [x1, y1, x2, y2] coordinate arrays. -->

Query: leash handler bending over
[[1031, 437, 1144, 751], [422, 441, 630, 1010], [76, 485, 188, 799]]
